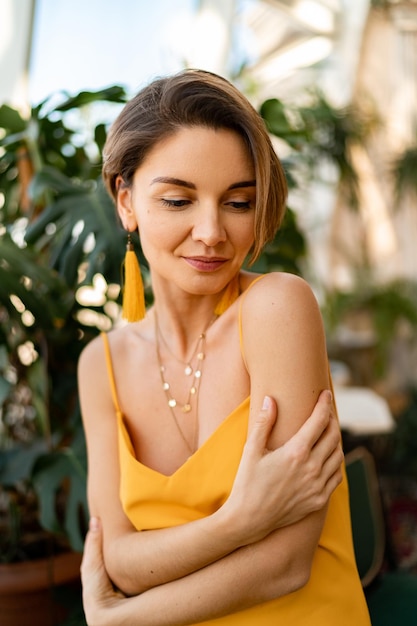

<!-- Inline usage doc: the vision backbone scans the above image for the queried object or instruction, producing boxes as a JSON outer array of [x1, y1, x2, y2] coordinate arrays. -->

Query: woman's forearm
[[105, 504, 242, 595], [95, 516, 322, 626]]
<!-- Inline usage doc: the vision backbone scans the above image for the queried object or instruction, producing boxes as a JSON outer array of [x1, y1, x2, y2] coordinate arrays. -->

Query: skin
[[78, 126, 343, 625]]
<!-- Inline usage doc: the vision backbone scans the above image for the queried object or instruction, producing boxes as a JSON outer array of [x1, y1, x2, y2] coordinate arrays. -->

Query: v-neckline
[[118, 396, 250, 478]]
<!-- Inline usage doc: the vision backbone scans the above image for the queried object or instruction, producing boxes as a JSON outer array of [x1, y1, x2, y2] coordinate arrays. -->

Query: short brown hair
[[102, 69, 287, 263]]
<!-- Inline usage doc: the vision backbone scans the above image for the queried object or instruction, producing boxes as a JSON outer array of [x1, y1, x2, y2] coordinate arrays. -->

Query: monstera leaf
[[0, 233, 72, 328], [25, 167, 139, 289], [32, 446, 88, 552]]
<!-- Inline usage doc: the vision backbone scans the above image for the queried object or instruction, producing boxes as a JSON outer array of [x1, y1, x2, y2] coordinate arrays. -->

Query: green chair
[[345, 447, 417, 625]]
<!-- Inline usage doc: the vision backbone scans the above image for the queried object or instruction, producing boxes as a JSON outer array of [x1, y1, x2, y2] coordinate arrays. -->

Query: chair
[[345, 446, 417, 625]]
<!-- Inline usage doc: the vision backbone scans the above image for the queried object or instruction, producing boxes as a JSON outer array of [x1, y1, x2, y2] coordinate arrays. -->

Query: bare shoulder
[[78, 332, 105, 373], [242, 273, 329, 441], [242, 271, 321, 324], [78, 324, 134, 375], [77, 327, 129, 412], [241, 272, 326, 375], [77, 322, 151, 416]]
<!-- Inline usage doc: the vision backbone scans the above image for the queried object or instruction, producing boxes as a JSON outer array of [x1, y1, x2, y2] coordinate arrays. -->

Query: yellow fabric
[[101, 286, 371, 625]]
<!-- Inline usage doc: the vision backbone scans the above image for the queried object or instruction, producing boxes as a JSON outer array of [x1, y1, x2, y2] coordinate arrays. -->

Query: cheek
[[139, 217, 185, 255], [233, 216, 255, 251]]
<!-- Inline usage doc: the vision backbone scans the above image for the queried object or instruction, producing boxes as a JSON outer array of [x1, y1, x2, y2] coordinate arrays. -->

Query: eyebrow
[[228, 180, 256, 190], [151, 176, 196, 189], [151, 177, 256, 190]]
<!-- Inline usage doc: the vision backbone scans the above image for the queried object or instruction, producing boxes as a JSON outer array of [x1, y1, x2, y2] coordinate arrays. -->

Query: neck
[[151, 299, 218, 360], [153, 311, 216, 364]]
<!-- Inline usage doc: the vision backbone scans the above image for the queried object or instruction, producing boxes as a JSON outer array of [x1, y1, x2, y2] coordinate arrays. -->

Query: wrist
[[214, 499, 248, 549]]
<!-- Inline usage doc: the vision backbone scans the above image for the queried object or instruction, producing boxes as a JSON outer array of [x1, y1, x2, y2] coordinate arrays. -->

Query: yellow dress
[[102, 295, 371, 625]]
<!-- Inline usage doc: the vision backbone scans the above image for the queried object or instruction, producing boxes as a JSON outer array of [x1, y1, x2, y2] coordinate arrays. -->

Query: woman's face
[[117, 126, 256, 299]]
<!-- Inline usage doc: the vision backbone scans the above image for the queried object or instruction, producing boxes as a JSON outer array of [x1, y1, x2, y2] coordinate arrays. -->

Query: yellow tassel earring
[[214, 273, 241, 316], [122, 233, 146, 322]]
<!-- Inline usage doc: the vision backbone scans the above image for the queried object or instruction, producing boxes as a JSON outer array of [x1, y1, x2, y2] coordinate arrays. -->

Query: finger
[[246, 396, 277, 454], [81, 517, 104, 580], [312, 413, 341, 464], [321, 440, 344, 481], [291, 390, 332, 450], [322, 451, 344, 498]]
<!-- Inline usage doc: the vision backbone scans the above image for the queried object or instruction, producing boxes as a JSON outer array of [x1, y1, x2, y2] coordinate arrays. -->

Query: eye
[[225, 200, 253, 211], [160, 198, 190, 208]]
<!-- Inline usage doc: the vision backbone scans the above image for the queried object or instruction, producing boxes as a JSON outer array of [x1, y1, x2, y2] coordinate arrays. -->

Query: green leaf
[[0, 440, 49, 485], [0, 375, 11, 404], [0, 234, 72, 326], [54, 85, 127, 112], [393, 144, 417, 202], [0, 344, 9, 369], [260, 99, 308, 148], [0, 104, 27, 133], [260, 99, 291, 133], [27, 359, 49, 436], [25, 177, 127, 289], [32, 448, 88, 552], [94, 123, 107, 154], [29, 166, 89, 199]]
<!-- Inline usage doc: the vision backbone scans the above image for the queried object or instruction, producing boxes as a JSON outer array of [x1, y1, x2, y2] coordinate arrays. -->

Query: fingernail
[[262, 396, 271, 410], [89, 517, 100, 532]]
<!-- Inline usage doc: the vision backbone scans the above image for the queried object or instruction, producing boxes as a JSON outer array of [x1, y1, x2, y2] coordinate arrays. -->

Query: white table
[[333, 385, 395, 435]]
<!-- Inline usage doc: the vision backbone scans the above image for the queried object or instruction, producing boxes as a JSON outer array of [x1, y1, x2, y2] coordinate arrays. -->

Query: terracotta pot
[[0, 551, 82, 626]]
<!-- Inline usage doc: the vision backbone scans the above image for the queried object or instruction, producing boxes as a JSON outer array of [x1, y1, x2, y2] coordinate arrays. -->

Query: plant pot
[[0, 550, 83, 626]]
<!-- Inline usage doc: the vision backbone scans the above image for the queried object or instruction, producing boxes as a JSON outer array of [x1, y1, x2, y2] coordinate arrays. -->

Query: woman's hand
[[81, 518, 126, 626], [221, 390, 343, 545]]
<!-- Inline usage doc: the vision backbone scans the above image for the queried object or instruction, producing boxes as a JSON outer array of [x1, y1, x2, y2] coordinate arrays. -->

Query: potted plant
[[0, 86, 131, 626], [0, 235, 88, 625]]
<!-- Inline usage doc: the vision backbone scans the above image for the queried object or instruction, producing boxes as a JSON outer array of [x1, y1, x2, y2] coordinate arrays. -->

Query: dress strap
[[101, 332, 122, 415], [238, 274, 268, 371]]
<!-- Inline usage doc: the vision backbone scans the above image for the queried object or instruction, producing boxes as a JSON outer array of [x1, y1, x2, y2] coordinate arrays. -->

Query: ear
[[116, 175, 138, 231]]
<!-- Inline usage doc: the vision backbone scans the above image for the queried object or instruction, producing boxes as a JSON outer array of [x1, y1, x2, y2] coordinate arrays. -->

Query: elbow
[[268, 558, 312, 600], [105, 560, 134, 597], [107, 561, 144, 597], [104, 541, 144, 597], [109, 570, 139, 598], [289, 563, 311, 593]]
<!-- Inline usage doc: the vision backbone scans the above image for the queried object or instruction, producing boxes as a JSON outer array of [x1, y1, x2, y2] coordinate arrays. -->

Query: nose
[[191, 204, 227, 247]]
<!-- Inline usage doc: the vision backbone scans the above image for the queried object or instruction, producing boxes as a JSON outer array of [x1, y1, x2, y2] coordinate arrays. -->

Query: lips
[[182, 256, 228, 272]]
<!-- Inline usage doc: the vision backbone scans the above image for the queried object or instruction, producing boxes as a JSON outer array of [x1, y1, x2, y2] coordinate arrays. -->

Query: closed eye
[[161, 198, 190, 208], [226, 201, 253, 211]]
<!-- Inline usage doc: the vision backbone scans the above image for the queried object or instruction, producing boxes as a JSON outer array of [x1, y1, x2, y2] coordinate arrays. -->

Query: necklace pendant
[[184, 364, 193, 376], [154, 309, 212, 452]]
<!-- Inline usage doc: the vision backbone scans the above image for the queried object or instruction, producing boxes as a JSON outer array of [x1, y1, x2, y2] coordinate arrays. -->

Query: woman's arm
[[79, 316, 341, 596], [82, 506, 321, 626]]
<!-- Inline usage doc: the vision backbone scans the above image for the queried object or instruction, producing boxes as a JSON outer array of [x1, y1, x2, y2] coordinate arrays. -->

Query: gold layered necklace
[[154, 311, 211, 453], [157, 318, 203, 380]]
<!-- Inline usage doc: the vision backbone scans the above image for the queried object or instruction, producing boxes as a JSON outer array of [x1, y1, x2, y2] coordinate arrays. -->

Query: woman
[[79, 69, 370, 625]]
